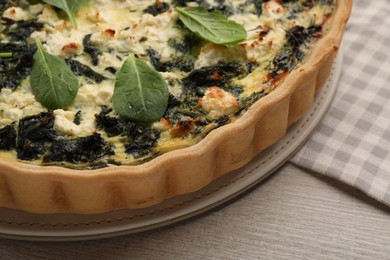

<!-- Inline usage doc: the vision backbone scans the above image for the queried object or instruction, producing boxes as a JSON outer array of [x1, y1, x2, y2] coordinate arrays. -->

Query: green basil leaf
[[175, 6, 247, 45], [30, 40, 79, 110], [0, 53, 12, 58], [113, 54, 169, 123], [42, 0, 90, 28]]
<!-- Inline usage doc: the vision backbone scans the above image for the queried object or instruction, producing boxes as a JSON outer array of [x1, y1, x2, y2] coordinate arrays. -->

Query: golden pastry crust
[[0, 0, 352, 214]]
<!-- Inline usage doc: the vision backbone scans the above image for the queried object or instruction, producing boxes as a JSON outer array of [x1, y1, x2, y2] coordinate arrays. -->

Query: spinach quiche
[[0, 0, 351, 213]]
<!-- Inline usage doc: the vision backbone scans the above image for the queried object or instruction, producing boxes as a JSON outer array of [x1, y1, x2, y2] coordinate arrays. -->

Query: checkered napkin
[[290, 0, 390, 206]]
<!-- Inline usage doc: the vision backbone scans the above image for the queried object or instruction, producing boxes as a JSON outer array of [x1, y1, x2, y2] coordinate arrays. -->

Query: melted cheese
[[200, 87, 239, 118]]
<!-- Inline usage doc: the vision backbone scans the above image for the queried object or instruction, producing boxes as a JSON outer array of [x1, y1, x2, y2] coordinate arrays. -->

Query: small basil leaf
[[42, 0, 90, 28], [30, 40, 79, 110], [175, 7, 247, 45], [0, 53, 12, 58], [113, 54, 169, 123]]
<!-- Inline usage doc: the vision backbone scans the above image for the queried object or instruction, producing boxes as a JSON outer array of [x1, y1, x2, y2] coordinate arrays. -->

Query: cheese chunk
[[199, 87, 239, 118]]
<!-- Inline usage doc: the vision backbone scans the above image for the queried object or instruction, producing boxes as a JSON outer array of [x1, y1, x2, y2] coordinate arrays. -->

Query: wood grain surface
[[0, 164, 389, 259]]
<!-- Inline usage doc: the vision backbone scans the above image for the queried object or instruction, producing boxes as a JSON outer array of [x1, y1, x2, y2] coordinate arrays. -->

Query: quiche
[[0, 0, 351, 213]]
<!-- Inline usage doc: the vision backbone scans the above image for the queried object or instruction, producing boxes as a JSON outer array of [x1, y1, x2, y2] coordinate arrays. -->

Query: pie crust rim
[[0, 0, 352, 214]]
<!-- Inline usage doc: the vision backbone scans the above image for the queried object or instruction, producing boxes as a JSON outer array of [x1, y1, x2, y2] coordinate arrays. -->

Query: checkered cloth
[[291, 0, 390, 206]]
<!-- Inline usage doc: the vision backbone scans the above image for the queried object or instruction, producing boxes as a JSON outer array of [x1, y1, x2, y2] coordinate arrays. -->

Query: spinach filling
[[1, 18, 43, 42], [96, 106, 136, 137], [83, 34, 101, 66], [43, 133, 114, 166], [237, 0, 264, 16], [0, 112, 113, 167], [0, 21, 323, 166], [0, 0, 332, 167], [0, 0, 10, 14], [96, 106, 161, 159], [73, 111, 82, 125], [17, 112, 58, 161], [146, 48, 194, 73], [172, 0, 234, 16], [0, 8, 43, 90], [183, 62, 247, 97], [269, 24, 323, 81], [0, 123, 16, 150], [0, 42, 36, 90], [143, 1, 171, 16], [66, 59, 107, 84]]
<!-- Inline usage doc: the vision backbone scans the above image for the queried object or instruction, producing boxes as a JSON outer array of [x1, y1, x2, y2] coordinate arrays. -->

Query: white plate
[[0, 51, 343, 242]]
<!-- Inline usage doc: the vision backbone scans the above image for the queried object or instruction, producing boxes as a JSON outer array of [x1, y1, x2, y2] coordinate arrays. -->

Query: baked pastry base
[[0, 0, 352, 214]]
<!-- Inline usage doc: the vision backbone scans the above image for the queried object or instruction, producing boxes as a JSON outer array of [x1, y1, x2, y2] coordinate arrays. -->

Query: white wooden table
[[1, 164, 389, 259]]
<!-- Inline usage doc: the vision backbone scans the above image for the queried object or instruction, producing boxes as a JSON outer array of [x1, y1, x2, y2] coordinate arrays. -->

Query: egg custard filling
[[0, 0, 335, 169]]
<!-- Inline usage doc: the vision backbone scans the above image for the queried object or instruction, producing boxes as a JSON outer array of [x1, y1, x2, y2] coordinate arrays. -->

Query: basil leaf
[[30, 40, 79, 110], [113, 54, 169, 123], [175, 7, 247, 45], [42, 0, 90, 28], [0, 53, 12, 58]]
